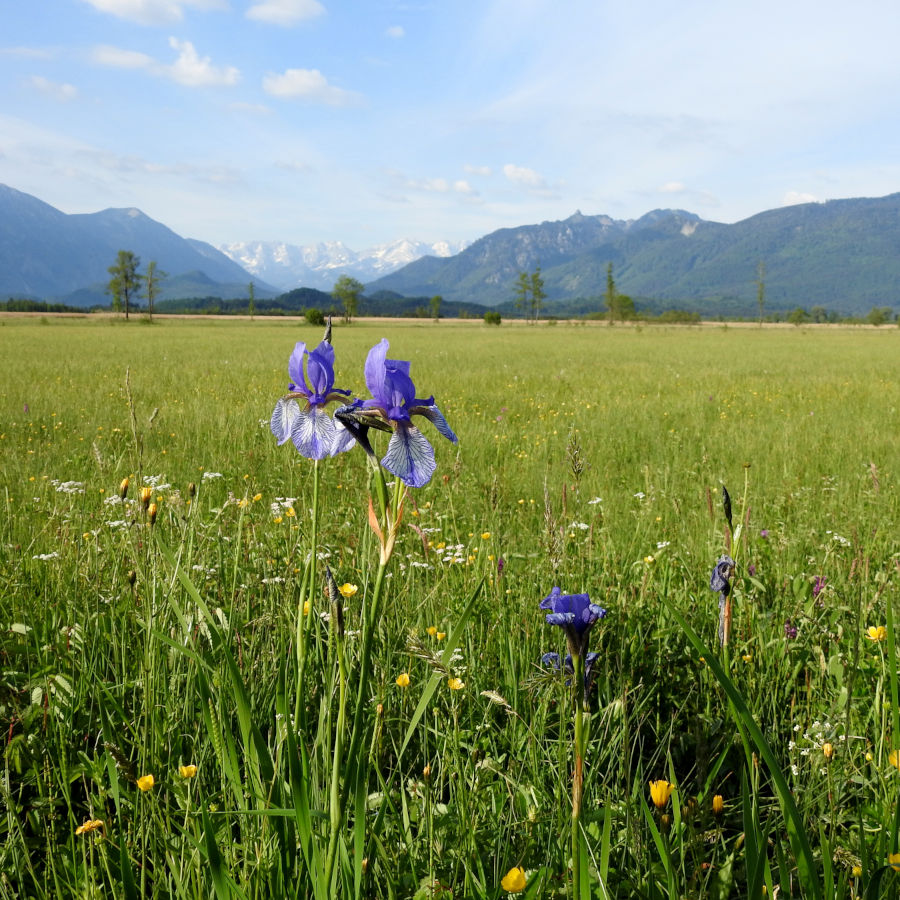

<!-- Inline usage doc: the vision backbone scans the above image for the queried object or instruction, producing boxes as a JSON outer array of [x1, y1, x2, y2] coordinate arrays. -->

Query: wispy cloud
[[385, 25, 405, 38], [263, 68, 357, 105], [783, 190, 818, 206], [1, 46, 56, 59], [464, 164, 492, 176], [502, 163, 546, 189], [166, 37, 239, 86], [27, 76, 79, 101], [246, 0, 325, 26], [91, 39, 239, 87], [81, 0, 226, 27], [658, 181, 685, 194]]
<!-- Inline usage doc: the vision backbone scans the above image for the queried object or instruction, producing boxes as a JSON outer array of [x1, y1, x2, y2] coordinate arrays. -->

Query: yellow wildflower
[[712, 794, 724, 816], [75, 819, 104, 836], [179, 764, 197, 779], [338, 583, 358, 598], [447, 677, 465, 691], [436, 632, 446, 641], [137, 774, 155, 792], [822, 742, 834, 761], [252, 493, 262, 502], [501, 866, 526, 893], [481, 532, 491, 540], [890, 853, 900, 872], [119, 477, 129, 499], [140, 486, 152, 508], [303, 600, 310, 616], [649, 779, 673, 809], [890, 750, 900, 770], [396, 672, 410, 688], [866, 625, 887, 642], [427, 626, 438, 636], [852, 865, 862, 877]]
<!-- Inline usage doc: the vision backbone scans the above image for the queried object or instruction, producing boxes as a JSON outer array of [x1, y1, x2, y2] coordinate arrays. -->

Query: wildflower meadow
[[2, 315, 900, 899]]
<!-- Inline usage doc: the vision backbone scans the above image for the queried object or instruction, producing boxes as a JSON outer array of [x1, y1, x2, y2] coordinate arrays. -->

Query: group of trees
[[106, 251, 166, 320], [513, 267, 547, 322]]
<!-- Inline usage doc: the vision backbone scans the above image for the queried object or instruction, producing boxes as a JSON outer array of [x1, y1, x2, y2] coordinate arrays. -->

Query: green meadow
[[2, 316, 900, 898]]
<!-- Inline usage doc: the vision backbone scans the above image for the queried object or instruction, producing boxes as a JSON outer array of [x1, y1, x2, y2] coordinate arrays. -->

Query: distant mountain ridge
[[0, 183, 277, 304], [367, 197, 900, 314], [218, 237, 469, 290]]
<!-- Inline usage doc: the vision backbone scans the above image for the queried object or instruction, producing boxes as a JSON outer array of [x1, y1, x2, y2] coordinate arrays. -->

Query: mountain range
[[3, 181, 900, 315], [218, 238, 468, 291], [367, 196, 900, 314]]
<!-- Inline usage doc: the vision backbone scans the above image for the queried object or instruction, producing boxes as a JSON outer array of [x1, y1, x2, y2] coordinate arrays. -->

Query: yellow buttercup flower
[[137, 774, 155, 792], [179, 764, 197, 779], [852, 865, 862, 877], [501, 866, 526, 892], [447, 677, 465, 691], [436, 632, 446, 641], [75, 819, 104, 835], [338, 583, 358, 598], [866, 625, 887, 642], [889, 852, 900, 872], [252, 493, 262, 502], [481, 532, 492, 540], [649, 779, 673, 809], [396, 672, 410, 688], [889, 750, 900, 770], [303, 600, 311, 616], [426, 626, 438, 636]]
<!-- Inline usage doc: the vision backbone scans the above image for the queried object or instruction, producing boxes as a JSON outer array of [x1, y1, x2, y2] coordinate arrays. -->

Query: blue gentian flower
[[359, 338, 457, 488], [540, 587, 607, 657], [271, 340, 354, 459]]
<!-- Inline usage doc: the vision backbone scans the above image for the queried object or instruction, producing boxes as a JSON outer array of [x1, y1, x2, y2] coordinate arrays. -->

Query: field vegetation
[[1, 316, 899, 898]]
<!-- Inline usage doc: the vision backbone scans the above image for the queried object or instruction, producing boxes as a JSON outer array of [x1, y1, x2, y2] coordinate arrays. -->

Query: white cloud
[[464, 164, 492, 176], [263, 68, 356, 105], [782, 190, 818, 206], [659, 181, 685, 193], [385, 25, 405, 38], [166, 37, 239, 86], [81, 0, 225, 27], [1, 47, 55, 59], [502, 163, 546, 188], [28, 76, 79, 101], [246, 0, 324, 26], [91, 44, 154, 69], [91, 39, 239, 87]]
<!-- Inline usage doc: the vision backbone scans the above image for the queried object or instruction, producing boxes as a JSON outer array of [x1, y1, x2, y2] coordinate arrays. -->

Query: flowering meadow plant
[[270, 339, 354, 460]]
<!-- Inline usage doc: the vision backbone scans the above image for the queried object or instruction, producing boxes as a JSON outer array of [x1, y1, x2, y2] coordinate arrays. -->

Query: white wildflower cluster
[[271, 497, 296, 515], [261, 576, 285, 584], [143, 474, 170, 489], [587, 497, 603, 505], [657, 540, 671, 549], [52, 480, 84, 494], [201, 471, 224, 481], [32, 552, 60, 560], [106, 519, 130, 530], [568, 522, 590, 531], [633, 491, 646, 500], [827, 531, 851, 547]]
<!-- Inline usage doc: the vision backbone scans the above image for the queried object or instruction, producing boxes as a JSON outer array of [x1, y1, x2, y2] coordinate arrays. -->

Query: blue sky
[[3, 0, 900, 249]]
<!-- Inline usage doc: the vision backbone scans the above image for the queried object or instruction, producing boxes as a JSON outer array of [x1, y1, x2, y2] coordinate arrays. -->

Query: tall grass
[[1, 317, 899, 898]]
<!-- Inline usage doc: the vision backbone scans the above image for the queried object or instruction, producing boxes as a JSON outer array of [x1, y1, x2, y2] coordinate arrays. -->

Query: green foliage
[[143, 260, 167, 322], [107, 249, 141, 318], [332, 274, 364, 323], [304, 307, 325, 326], [483, 309, 502, 325], [430, 294, 442, 320]]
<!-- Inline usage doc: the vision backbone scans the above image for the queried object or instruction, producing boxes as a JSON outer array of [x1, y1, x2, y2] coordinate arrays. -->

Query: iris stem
[[572, 650, 586, 894], [294, 459, 320, 727], [324, 610, 348, 889]]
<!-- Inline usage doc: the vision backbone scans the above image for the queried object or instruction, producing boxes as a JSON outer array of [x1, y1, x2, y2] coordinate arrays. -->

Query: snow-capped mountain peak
[[218, 237, 467, 291]]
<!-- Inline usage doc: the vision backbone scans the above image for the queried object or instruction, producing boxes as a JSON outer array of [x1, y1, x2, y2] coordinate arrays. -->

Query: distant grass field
[[1, 315, 899, 898]]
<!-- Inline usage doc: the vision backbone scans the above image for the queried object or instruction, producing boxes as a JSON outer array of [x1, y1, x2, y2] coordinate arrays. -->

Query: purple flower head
[[760, 529, 770, 539], [540, 586, 607, 657], [358, 338, 458, 488], [784, 619, 798, 640], [497, 556, 506, 578], [271, 339, 354, 460], [812, 576, 826, 598]]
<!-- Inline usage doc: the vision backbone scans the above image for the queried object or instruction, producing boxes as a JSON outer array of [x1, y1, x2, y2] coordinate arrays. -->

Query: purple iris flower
[[710, 555, 736, 645], [540, 587, 607, 657], [542, 651, 600, 683], [359, 338, 457, 488], [270, 340, 355, 460]]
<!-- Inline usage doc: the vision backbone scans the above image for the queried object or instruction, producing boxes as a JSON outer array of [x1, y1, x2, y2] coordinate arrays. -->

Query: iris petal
[[364, 338, 390, 403], [271, 397, 300, 446], [382, 423, 436, 488], [287, 342, 309, 396], [408, 403, 458, 443], [290, 406, 337, 460], [306, 342, 335, 399], [329, 416, 357, 456]]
